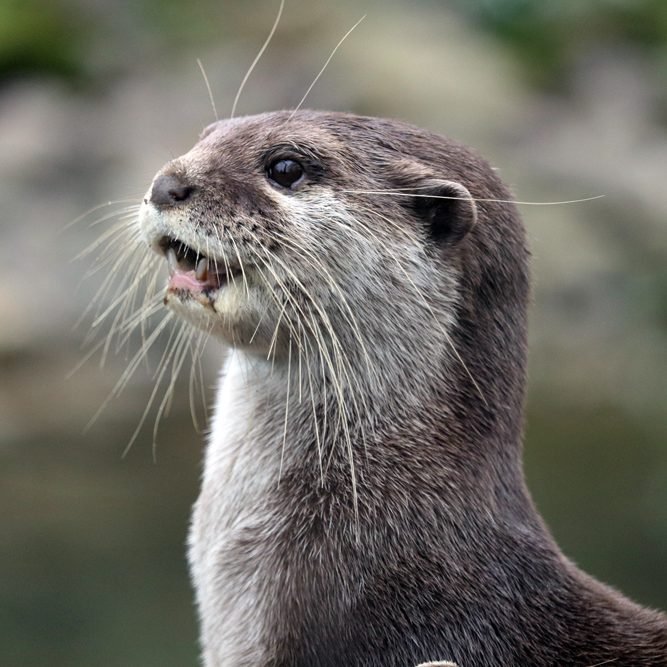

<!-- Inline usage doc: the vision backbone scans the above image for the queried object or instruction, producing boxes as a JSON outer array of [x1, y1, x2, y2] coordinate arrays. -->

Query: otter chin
[[135, 110, 667, 667], [138, 217, 280, 352]]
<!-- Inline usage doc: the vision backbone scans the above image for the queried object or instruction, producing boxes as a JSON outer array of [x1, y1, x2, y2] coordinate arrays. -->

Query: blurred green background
[[1, 0, 666, 665]]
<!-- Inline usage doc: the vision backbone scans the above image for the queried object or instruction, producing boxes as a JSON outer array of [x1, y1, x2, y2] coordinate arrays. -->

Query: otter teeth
[[195, 257, 209, 281], [166, 247, 178, 276]]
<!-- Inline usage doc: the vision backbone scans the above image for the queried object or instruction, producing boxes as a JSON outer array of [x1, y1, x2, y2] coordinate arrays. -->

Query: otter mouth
[[157, 236, 242, 298]]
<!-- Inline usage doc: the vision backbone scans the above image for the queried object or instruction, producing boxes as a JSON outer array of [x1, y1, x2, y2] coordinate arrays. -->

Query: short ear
[[411, 179, 477, 245]]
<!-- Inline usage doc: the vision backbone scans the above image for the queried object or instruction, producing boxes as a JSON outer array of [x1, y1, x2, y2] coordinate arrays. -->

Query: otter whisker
[[245, 239, 342, 474], [211, 225, 237, 291], [84, 225, 142, 280], [243, 244, 304, 348], [78, 240, 152, 338], [152, 322, 196, 461], [251, 241, 361, 514], [299, 309, 360, 479], [230, 0, 285, 119], [134, 264, 163, 359], [75, 247, 144, 335], [343, 189, 606, 207], [252, 238, 353, 381], [349, 200, 419, 245], [289, 14, 366, 120], [356, 204, 487, 405], [151, 309, 183, 382], [242, 231, 303, 337], [76, 218, 140, 272], [270, 231, 375, 465], [62, 200, 141, 232], [188, 325, 213, 432], [196, 58, 218, 122], [80, 253, 151, 356], [226, 230, 250, 299], [100, 279, 160, 366], [306, 336, 324, 483], [196, 330, 212, 424], [90, 260, 156, 329], [76, 231, 144, 323], [81, 239, 144, 284], [270, 228, 377, 386], [267, 299, 289, 365], [262, 235, 373, 432], [204, 236, 219, 283], [106, 295, 163, 351], [75, 216, 141, 264], [313, 327, 329, 482], [67, 335, 109, 380], [120, 314, 184, 459], [112, 305, 172, 393], [248, 307, 268, 345], [250, 237, 351, 395], [278, 337, 292, 483], [296, 321, 303, 404], [158, 327, 187, 421], [85, 310, 174, 434], [105, 268, 161, 361]]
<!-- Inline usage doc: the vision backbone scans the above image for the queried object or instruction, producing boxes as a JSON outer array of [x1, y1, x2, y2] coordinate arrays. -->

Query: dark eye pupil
[[268, 159, 303, 188]]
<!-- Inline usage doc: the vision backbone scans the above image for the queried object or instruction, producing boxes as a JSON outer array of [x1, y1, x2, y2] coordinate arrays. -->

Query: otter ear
[[411, 179, 477, 245]]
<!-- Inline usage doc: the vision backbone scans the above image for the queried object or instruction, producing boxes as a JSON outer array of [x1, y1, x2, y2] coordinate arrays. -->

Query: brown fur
[[140, 110, 667, 666]]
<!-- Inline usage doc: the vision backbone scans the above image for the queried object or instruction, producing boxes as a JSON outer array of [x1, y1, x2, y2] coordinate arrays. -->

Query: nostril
[[150, 173, 196, 207], [169, 182, 195, 202]]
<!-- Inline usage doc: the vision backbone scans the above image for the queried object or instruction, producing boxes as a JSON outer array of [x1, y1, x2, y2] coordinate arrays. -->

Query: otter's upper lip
[[157, 235, 242, 293]]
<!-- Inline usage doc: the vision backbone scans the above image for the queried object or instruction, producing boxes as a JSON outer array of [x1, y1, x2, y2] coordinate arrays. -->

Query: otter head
[[139, 110, 526, 419]]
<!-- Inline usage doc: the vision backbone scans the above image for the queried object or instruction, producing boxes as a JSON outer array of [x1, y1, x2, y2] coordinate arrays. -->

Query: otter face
[[139, 110, 478, 362]]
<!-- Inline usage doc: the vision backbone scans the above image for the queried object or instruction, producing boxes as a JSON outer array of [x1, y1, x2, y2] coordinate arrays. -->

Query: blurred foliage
[[1, 418, 201, 667], [0, 0, 87, 84], [525, 397, 667, 611], [3, 0, 667, 92], [134, 0, 234, 47], [452, 0, 667, 88], [0, 0, 292, 90]]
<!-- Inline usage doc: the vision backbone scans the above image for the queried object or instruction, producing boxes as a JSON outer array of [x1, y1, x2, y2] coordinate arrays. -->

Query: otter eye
[[267, 159, 304, 188]]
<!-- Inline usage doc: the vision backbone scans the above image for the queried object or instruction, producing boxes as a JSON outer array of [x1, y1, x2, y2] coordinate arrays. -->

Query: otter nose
[[150, 173, 195, 207]]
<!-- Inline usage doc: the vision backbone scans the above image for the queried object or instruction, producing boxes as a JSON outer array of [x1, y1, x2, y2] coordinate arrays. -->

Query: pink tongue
[[168, 270, 206, 292]]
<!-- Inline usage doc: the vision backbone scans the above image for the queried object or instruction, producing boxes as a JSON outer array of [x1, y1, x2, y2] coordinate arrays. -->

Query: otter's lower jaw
[[164, 282, 289, 355], [138, 206, 286, 352]]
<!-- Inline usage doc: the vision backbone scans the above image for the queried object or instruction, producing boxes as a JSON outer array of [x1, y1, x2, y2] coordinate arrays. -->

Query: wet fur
[[139, 111, 667, 666]]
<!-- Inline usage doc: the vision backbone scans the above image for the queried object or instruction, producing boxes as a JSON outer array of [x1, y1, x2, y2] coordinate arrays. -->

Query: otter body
[[138, 111, 667, 666]]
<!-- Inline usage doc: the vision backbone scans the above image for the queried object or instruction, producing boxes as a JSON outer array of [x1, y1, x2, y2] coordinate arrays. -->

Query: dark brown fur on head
[[143, 110, 667, 666]]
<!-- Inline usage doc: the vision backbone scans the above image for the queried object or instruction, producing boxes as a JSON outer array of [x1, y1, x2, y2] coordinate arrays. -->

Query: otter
[[137, 110, 667, 666]]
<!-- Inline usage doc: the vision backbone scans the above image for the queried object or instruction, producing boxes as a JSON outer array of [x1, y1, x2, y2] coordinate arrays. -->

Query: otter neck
[[214, 322, 531, 522]]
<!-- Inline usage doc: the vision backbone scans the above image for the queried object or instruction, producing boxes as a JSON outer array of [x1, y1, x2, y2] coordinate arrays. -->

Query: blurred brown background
[[1, 1, 666, 665]]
